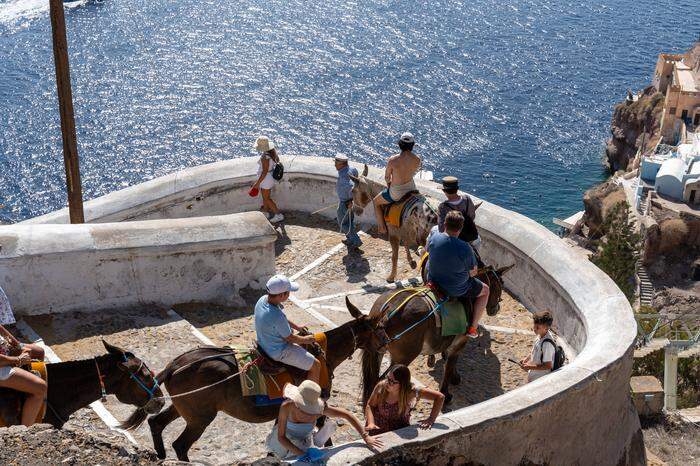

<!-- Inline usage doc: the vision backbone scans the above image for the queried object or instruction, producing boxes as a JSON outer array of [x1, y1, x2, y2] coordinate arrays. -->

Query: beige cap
[[283, 380, 324, 415], [253, 136, 275, 152]]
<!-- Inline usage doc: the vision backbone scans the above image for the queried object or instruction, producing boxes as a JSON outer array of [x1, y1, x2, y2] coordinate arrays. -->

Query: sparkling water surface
[[0, 0, 696, 226]]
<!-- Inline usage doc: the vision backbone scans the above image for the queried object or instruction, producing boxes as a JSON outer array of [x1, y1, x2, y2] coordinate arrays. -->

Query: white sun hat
[[334, 154, 349, 162], [254, 136, 275, 152], [283, 380, 325, 415], [266, 274, 300, 295]]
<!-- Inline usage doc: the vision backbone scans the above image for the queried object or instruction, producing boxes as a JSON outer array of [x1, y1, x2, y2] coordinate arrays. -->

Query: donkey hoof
[[386, 275, 396, 283], [443, 393, 453, 406], [409, 260, 417, 269], [427, 355, 436, 367]]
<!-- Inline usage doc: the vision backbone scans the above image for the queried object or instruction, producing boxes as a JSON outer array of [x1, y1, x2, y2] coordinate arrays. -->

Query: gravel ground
[[642, 415, 700, 466], [0, 424, 159, 466]]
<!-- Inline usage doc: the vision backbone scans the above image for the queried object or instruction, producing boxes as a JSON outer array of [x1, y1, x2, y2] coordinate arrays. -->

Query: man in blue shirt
[[427, 211, 490, 338], [334, 154, 362, 248], [254, 275, 321, 384]]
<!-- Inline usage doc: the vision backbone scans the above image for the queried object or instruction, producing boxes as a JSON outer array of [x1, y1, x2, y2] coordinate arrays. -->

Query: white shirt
[[0, 286, 15, 326], [528, 330, 555, 382]]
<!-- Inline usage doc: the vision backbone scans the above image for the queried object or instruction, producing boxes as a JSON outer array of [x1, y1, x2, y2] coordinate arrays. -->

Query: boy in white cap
[[334, 154, 362, 248], [254, 274, 321, 384], [373, 132, 421, 235]]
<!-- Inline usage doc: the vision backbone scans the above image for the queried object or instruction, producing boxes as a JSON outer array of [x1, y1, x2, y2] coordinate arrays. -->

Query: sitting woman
[[0, 286, 45, 361], [365, 364, 444, 435], [0, 325, 47, 426], [267, 380, 383, 459]]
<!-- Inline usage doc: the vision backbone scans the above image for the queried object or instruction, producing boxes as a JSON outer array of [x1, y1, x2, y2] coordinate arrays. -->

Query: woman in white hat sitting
[[252, 136, 284, 223], [267, 380, 383, 459]]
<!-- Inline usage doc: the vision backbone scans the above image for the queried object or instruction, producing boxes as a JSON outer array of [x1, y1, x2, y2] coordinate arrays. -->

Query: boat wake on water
[[0, 0, 88, 27]]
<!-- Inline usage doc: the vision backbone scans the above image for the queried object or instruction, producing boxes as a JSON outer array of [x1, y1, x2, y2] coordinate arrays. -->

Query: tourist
[[373, 132, 421, 235], [267, 380, 383, 459], [0, 286, 44, 361], [0, 287, 47, 426], [520, 310, 556, 382], [365, 365, 444, 435], [254, 275, 321, 384], [437, 176, 481, 252], [334, 154, 362, 248], [251, 136, 284, 223], [426, 211, 489, 338]]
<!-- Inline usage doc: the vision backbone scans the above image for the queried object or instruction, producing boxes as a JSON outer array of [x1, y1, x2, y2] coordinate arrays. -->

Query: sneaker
[[269, 213, 285, 223], [466, 326, 480, 338]]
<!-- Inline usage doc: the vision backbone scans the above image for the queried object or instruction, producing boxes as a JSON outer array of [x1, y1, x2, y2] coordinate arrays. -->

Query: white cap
[[399, 132, 415, 144], [266, 274, 300, 294], [334, 153, 348, 162]]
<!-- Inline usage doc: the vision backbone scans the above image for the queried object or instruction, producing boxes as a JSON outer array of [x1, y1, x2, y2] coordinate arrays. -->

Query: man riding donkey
[[372, 132, 421, 236], [254, 274, 322, 384], [436, 176, 483, 262], [426, 210, 490, 338]]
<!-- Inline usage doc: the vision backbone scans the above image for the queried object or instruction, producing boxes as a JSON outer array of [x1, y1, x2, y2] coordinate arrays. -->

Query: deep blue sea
[[0, 0, 697, 226]]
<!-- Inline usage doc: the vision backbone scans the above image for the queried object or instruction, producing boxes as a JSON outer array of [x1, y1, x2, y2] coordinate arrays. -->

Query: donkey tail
[[361, 349, 382, 406]]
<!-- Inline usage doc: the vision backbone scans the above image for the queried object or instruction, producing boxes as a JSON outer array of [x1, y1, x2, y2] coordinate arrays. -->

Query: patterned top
[[367, 387, 419, 435], [0, 286, 15, 326]]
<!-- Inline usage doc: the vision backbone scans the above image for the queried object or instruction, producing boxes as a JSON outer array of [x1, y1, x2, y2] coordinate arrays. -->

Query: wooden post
[[49, 0, 84, 223]]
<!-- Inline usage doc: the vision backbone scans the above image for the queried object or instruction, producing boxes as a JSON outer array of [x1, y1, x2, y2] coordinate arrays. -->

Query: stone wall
[[2, 212, 276, 315], [16, 157, 642, 464]]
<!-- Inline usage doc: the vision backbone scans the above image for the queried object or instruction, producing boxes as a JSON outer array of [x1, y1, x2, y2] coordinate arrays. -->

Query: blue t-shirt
[[427, 232, 477, 297], [336, 166, 358, 202], [254, 295, 292, 359]]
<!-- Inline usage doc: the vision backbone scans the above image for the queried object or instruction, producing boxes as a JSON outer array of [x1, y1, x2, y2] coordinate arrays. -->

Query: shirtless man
[[373, 132, 421, 235]]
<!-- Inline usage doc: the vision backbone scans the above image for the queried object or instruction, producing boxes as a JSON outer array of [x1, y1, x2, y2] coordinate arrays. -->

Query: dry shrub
[[659, 218, 689, 252]]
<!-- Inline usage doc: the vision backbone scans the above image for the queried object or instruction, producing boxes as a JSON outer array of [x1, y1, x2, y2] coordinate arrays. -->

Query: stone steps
[[636, 260, 654, 307]]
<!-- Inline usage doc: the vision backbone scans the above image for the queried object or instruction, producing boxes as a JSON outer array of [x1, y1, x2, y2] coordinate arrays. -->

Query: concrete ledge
[[16, 156, 642, 464], [1, 212, 276, 315]]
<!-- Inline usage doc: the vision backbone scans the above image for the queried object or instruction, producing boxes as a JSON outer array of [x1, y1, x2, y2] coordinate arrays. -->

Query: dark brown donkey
[[362, 265, 513, 406], [122, 298, 387, 462], [0, 341, 164, 427]]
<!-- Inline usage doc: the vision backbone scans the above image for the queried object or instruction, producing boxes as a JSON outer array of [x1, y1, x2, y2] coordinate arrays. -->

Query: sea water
[[0, 0, 697, 226]]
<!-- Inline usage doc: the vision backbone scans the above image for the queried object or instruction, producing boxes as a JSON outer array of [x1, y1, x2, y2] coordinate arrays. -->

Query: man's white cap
[[399, 132, 415, 144], [334, 153, 348, 162], [266, 274, 300, 294]]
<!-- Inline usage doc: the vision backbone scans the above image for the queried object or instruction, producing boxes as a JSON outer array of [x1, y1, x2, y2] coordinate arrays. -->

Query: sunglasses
[[387, 377, 398, 385]]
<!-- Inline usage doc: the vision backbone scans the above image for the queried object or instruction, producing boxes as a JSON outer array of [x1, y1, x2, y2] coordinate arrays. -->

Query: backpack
[[272, 162, 284, 180], [541, 337, 566, 371]]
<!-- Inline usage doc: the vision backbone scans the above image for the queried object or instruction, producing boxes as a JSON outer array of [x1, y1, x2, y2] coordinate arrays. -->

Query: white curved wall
[[17, 156, 642, 464]]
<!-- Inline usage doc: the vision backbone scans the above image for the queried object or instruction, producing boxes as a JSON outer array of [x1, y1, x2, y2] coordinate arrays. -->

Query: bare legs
[[470, 283, 490, 330], [307, 358, 321, 385], [261, 189, 280, 216], [0, 369, 47, 426], [372, 193, 390, 235]]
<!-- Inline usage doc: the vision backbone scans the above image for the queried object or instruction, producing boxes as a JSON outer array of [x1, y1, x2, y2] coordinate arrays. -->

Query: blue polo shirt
[[336, 165, 358, 202], [427, 232, 477, 297], [254, 295, 292, 359]]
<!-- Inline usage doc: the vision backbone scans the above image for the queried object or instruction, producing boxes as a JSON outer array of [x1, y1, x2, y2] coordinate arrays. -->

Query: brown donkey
[[361, 265, 513, 406], [349, 164, 438, 283], [123, 298, 387, 462], [0, 340, 164, 427]]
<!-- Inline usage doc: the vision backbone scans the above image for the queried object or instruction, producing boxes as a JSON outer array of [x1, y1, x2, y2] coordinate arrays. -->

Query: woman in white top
[[0, 286, 47, 426], [252, 136, 284, 223]]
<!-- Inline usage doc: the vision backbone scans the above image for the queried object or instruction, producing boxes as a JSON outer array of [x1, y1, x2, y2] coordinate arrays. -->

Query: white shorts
[[0, 366, 16, 381], [276, 344, 316, 371], [258, 173, 276, 190]]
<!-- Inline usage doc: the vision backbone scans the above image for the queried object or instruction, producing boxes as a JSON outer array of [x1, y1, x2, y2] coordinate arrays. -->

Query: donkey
[[349, 164, 438, 282], [123, 298, 388, 462], [361, 265, 513, 406], [0, 340, 164, 427]]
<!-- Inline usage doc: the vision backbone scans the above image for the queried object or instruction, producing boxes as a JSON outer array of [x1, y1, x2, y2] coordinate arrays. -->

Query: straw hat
[[253, 136, 275, 152], [283, 380, 324, 415]]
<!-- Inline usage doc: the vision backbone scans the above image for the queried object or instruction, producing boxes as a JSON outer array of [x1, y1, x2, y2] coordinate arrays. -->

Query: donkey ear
[[103, 339, 125, 355], [346, 296, 363, 319], [496, 264, 515, 276], [349, 174, 360, 184], [362, 164, 368, 177], [474, 201, 483, 210]]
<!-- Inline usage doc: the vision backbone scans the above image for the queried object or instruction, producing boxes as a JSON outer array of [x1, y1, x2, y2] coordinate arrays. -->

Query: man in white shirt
[[520, 310, 555, 382]]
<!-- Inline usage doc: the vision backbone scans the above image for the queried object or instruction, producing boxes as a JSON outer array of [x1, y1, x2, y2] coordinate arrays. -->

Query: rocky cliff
[[605, 86, 665, 172], [582, 179, 627, 238]]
